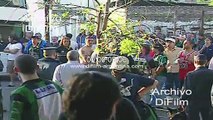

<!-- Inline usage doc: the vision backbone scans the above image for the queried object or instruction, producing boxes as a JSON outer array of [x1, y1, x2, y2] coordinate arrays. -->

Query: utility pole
[[200, 10, 204, 34], [174, 7, 177, 36], [44, 0, 50, 41]]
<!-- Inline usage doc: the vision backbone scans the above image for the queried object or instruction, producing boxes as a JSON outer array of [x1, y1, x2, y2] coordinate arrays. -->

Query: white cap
[[165, 38, 176, 43], [110, 56, 129, 70]]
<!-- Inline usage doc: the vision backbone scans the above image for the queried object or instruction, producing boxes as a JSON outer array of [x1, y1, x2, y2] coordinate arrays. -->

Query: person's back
[[10, 54, 63, 120], [182, 54, 213, 120], [53, 50, 86, 87], [53, 61, 85, 87], [38, 57, 60, 80], [185, 67, 213, 106], [11, 79, 63, 120], [37, 47, 60, 81]]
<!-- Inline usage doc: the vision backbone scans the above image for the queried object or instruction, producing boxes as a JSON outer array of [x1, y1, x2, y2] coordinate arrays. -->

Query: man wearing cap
[[110, 56, 158, 118], [24, 33, 47, 59], [199, 36, 213, 63], [181, 54, 213, 120], [164, 38, 182, 90], [37, 47, 60, 81]]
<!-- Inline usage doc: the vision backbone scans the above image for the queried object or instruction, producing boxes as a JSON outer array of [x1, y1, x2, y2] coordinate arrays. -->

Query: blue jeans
[[165, 73, 180, 90]]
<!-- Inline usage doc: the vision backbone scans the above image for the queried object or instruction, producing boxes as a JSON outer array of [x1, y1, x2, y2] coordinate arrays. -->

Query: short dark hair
[[153, 43, 164, 53], [15, 55, 37, 74], [10, 34, 19, 40], [63, 72, 121, 120], [66, 33, 73, 39], [66, 50, 79, 61], [116, 98, 141, 120], [194, 54, 207, 65], [142, 44, 151, 55], [35, 33, 42, 37]]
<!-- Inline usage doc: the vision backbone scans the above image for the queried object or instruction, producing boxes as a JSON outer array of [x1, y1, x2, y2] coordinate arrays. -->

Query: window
[[0, 0, 26, 8]]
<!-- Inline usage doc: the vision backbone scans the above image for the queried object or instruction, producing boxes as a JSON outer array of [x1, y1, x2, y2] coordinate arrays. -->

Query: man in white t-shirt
[[4, 35, 22, 86]]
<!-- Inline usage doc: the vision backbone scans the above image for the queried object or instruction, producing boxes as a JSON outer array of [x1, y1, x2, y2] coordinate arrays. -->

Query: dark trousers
[[187, 106, 210, 120], [180, 80, 184, 89], [165, 73, 180, 90]]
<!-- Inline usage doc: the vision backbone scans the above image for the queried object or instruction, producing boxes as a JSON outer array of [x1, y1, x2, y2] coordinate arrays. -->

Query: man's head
[[67, 50, 79, 61], [183, 40, 193, 50], [43, 47, 57, 59], [153, 43, 164, 54], [66, 33, 73, 40], [86, 36, 93, 47], [198, 33, 204, 40], [35, 33, 42, 40], [194, 54, 207, 67], [32, 36, 39, 45], [205, 36, 213, 47], [8, 34, 19, 43], [14, 55, 37, 75], [110, 56, 129, 77], [141, 41, 151, 55], [155, 26, 161, 33], [165, 38, 176, 49]]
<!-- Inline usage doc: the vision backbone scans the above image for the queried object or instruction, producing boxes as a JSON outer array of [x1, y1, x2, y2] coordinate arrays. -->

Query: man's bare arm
[[138, 80, 158, 97]]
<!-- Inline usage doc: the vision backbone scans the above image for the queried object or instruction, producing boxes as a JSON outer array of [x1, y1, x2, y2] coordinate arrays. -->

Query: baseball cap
[[165, 38, 176, 43], [110, 56, 129, 70], [32, 36, 39, 39]]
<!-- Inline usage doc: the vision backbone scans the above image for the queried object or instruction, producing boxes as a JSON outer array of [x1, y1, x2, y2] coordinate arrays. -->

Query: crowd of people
[[1, 26, 213, 120]]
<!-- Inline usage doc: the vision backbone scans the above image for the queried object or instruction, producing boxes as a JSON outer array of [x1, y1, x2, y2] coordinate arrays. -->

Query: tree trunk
[[200, 10, 204, 34], [45, 0, 50, 41], [102, 0, 111, 31], [96, 10, 102, 39]]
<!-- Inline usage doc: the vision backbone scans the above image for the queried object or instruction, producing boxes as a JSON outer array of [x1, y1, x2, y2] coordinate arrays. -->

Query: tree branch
[[102, 0, 111, 31], [108, 0, 138, 16], [94, 0, 101, 6], [69, 3, 99, 12]]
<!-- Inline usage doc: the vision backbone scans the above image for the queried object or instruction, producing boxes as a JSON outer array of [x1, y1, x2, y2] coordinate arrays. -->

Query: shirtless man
[[78, 37, 94, 64]]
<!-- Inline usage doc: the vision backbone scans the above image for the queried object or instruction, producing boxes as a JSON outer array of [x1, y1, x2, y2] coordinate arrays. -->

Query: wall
[[127, 5, 213, 34]]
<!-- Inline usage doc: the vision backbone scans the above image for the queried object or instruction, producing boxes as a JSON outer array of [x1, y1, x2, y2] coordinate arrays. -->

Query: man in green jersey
[[10, 55, 63, 120]]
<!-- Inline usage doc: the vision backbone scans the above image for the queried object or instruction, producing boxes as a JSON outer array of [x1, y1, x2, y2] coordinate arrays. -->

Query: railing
[[0, 52, 8, 73]]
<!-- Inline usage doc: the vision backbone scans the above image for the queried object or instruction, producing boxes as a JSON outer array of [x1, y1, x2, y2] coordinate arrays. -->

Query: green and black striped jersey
[[10, 79, 63, 120]]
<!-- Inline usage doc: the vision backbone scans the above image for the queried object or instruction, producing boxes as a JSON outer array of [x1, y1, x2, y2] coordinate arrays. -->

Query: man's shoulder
[[189, 68, 213, 75], [11, 85, 31, 96], [124, 72, 144, 79]]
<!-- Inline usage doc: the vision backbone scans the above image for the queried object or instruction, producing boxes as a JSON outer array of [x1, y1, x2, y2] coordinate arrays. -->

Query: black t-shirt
[[118, 72, 154, 103], [56, 46, 72, 63]]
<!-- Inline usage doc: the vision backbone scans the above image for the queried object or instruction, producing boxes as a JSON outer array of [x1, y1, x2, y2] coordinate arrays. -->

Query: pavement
[[1, 79, 21, 120]]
